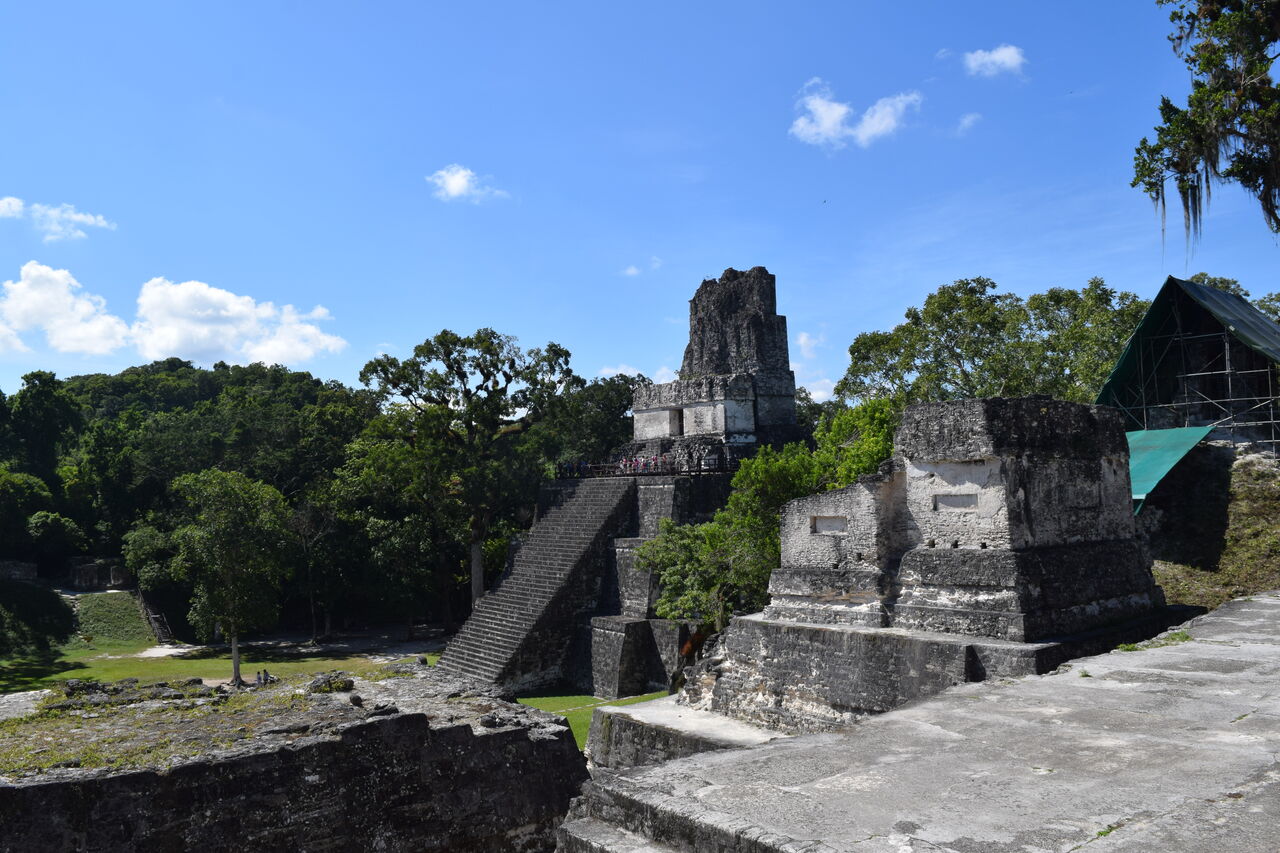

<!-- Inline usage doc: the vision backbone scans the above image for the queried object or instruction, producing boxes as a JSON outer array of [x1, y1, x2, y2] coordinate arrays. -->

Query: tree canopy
[[1133, 0, 1280, 237], [835, 277, 1149, 406]]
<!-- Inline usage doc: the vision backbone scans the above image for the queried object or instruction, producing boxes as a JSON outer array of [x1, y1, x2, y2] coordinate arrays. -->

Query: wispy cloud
[[796, 330, 825, 359], [649, 256, 663, 270], [426, 164, 508, 203], [0, 197, 117, 242], [653, 366, 677, 383], [934, 48, 952, 60], [790, 78, 922, 149], [599, 364, 644, 377], [956, 112, 983, 135], [964, 45, 1026, 77], [622, 265, 641, 277]]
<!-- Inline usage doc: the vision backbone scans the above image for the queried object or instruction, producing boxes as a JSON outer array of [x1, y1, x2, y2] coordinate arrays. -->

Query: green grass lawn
[[517, 690, 666, 748], [0, 639, 435, 693], [0, 589, 443, 693]]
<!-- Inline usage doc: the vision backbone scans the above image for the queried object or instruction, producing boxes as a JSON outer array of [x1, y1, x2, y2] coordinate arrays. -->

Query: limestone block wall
[[764, 467, 902, 626], [0, 694, 587, 853]]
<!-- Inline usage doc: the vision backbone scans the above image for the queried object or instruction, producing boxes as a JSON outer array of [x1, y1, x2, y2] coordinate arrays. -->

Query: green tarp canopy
[[1126, 427, 1212, 506], [1099, 276, 1280, 418]]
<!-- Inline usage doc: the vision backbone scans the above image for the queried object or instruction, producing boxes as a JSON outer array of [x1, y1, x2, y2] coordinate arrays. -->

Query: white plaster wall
[[634, 409, 677, 440], [723, 399, 755, 435], [779, 480, 890, 570], [682, 403, 723, 436], [903, 458, 1011, 548]]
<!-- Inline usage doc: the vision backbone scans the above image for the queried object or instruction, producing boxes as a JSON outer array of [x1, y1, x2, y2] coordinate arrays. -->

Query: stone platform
[[559, 593, 1280, 852]]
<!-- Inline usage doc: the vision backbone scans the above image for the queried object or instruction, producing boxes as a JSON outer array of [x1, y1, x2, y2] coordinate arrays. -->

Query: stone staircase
[[437, 477, 637, 691], [558, 772, 756, 853]]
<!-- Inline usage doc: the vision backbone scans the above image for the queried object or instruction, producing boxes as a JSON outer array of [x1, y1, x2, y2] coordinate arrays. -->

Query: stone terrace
[[560, 593, 1280, 852]]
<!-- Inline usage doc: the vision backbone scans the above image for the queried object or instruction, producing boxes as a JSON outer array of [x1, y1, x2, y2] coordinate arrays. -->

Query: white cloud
[[790, 79, 922, 149], [29, 203, 116, 242], [653, 366, 677, 383], [0, 197, 116, 241], [133, 277, 346, 364], [805, 378, 836, 403], [599, 364, 644, 377], [964, 44, 1026, 77], [1, 261, 129, 354], [649, 256, 663, 270], [934, 48, 952, 60], [426, 164, 508, 203], [956, 112, 983, 135], [796, 331, 825, 359], [622, 265, 641, 277]]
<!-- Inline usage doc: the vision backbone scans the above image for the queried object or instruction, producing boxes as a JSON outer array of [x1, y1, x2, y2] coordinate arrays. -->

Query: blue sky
[[2, 2, 1277, 401]]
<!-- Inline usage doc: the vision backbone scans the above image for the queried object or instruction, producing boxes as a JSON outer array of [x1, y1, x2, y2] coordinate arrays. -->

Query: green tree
[[1133, 0, 1280, 237], [8, 371, 82, 487], [360, 328, 576, 604], [640, 400, 899, 631], [0, 468, 52, 559], [26, 511, 87, 572], [162, 469, 291, 684], [836, 278, 1149, 405]]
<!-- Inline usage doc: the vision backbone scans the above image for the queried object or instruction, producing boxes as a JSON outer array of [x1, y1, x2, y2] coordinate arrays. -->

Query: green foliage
[[813, 398, 899, 487], [7, 371, 81, 486], [836, 277, 1149, 405], [1133, 0, 1280, 236], [641, 402, 900, 631], [0, 467, 52, 559], [0, 580, 75, 658], [360, 328, 577, 603], [73, 592, 154, 644], [164, 469, 292, 645], [25, 512, 87, 568]]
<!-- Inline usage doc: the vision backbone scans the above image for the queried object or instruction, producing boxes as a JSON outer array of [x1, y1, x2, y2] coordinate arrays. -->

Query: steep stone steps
[[437, 477, 637, 687]]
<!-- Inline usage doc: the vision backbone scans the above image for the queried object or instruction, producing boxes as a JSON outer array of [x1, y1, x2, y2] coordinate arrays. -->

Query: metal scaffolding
[[1104, 285, 1280, 453]]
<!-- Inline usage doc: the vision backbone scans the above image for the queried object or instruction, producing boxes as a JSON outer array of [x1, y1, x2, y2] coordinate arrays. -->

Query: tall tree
[[360, 328, 577, 604], [164, 469, 291, 684], [836, 278, 1149, 406], [1133, 0, 1280, 237]]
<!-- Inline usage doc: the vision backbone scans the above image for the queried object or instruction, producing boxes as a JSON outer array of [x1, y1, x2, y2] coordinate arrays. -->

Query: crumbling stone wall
[[688, 397, 1170, 732], [0, 676, 587, 853]]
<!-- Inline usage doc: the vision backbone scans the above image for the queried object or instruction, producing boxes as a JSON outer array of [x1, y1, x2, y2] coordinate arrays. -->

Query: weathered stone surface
[[0, 671, 587, 853], [560, 594, 1280, 852], [585, 695, 781, 771], [0, 561, 35, 582], [629, 267, 798, 458], [679, 267, 790, 379], [680, 396, 1166, 733]]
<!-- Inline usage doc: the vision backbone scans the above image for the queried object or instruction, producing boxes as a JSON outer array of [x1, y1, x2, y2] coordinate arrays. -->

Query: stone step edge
[[578, 774, 842, 853], [557, 815, 682, 853]]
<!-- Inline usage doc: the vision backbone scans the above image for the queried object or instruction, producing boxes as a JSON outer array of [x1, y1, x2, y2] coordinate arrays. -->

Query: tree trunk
[[230, 632, 242, 686], [307, 559, 317, 644], [470, 539, 484, 604]]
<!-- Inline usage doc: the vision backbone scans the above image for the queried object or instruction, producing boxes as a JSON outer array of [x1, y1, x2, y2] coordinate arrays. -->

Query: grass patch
[[73, 592, 154, 644], [1115, 629, 1194, 653], [1153, 454, 1280, 612], [0, 641, 415, 694], [517, 690, 666, 748], [0, 676, 356, 776]]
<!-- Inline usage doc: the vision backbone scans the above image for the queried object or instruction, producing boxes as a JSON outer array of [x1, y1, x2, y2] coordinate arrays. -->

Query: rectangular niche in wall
[[810, 516, 849, 534], [933, 493, 979, 511]]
